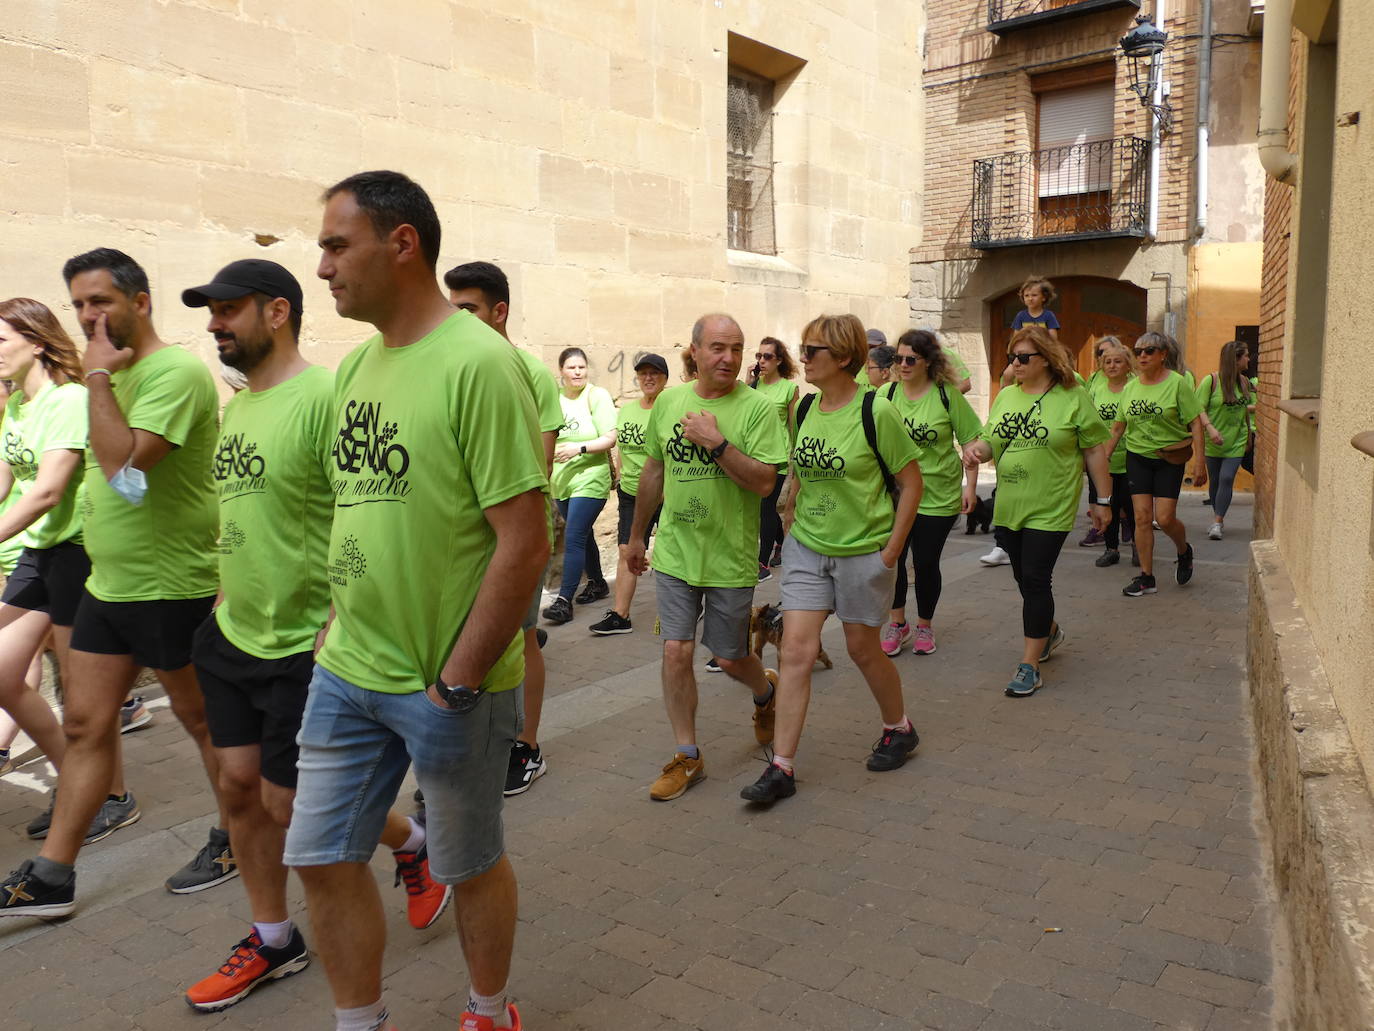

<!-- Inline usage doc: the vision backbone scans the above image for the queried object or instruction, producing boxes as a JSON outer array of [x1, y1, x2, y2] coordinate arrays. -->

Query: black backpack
[[795, 389, 897, 501]]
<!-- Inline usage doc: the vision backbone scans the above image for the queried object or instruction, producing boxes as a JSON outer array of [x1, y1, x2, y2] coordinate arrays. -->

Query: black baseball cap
[[634, 353, 669, 377], [182, 259, 303, 314]]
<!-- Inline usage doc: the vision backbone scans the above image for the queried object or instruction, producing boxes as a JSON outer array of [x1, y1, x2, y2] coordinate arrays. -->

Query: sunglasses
[[801, 344, 831, 360], [894, 354, 922, 366], [754, 352, 777, 360], [1133, 346, 1161, 356], [1009, 352, 1039, 365]]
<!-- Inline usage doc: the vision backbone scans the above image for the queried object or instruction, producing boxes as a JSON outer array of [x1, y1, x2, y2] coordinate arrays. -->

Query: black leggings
[[892, 513, 959, 621], [1000, 527, 1069, 640], [758, 472, 785, 565], [1105, 471, 1136, 550]]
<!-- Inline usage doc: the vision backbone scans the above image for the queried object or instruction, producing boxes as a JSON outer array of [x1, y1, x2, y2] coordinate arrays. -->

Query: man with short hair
[[624, 314, 788, 801], [443, 260, 560, 798], [1, 248, 234, 920], [178, 259, 449, 1012], [293, 171, 547, 1031]]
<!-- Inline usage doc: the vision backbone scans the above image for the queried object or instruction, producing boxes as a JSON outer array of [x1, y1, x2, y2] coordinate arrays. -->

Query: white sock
[[771, 755, 795, 774], [393, 815, 425, 855], [883, 715, 911, 732], [254, 918, 292, 950], [335, 1000, 389, 1031], [467, 987, 510, 1026]]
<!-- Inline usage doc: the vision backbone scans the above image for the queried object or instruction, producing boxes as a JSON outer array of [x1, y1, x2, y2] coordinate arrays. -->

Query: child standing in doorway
[[1001, 276, 1061, 387]]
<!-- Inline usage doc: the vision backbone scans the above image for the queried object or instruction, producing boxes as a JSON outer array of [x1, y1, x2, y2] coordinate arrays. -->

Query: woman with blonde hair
[[1197, 340, 1255, 540], [741, 315, 924, 804], [964, 327, 1112, 697], [1088, 337, 1138, 566]]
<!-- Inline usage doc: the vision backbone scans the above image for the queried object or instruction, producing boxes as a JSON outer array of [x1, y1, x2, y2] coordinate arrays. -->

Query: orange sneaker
[[459, 1002, 522, 1030], [394, 842, 453, 929], [753, 669, 778, 745], [184, 927, 309, 1011]]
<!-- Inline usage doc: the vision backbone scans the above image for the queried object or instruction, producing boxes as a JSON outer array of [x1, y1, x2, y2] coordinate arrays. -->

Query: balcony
[[987, 0, 1140, 35], [971, 136, 1151, 250]]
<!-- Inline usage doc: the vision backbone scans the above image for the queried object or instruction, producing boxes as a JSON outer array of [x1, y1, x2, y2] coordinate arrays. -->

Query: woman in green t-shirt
[[1197, 341, 1255, 541], [1088, 338, 1137, 567], [879, 330, 983, 658], [542, 347, 617, 626], [1106, 336, 1208, 598], [740, 315, 924, 805], [747, 336, 799, 575], [964, 327, 1112, 698]]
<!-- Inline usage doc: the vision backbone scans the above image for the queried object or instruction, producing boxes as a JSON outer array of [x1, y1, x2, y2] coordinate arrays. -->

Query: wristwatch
[[432, 675, 485, 713], [709, 439, 730, 459], [579, 444, 587, 455], [1094, 496, 1112, 505]]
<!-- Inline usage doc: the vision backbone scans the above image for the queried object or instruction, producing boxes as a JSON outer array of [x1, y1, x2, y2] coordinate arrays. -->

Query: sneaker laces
[[216, 932, 263, 977], [394, 850, 429, 896]]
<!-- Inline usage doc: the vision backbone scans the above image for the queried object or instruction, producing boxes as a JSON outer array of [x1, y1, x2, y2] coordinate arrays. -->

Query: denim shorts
[[780, 536, 896, 627], [284, 664, 521, 884]]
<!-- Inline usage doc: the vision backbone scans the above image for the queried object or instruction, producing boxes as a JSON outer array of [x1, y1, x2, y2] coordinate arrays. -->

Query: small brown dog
[[750, 603, 833, 671]]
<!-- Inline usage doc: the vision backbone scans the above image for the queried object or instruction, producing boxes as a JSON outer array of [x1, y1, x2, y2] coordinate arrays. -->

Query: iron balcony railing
[[971, 136, 1151, 249], [987, 0, 1140, 35]]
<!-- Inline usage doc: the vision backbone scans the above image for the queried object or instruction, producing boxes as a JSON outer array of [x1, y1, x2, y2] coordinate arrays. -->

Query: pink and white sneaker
[[911, 626, 936, 655], [880, 621, 911, 656]]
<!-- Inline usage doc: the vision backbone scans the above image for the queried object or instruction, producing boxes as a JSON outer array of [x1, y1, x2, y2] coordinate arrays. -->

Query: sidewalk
[[0, 496, 1277, 1030]]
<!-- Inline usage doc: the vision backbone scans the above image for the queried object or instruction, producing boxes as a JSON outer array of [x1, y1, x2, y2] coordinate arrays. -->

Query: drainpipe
[[1258, 0, 1298, 183], [1147, 0, 1169, 237], [1194, 0, 1212, 237]]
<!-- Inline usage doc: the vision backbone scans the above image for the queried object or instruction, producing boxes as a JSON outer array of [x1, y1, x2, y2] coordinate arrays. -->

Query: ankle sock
[[467, 988, 510, 1024], [31, 856, 73, 885], [753, 684, 774, 707], [883, 716, 911, 733], [771, 755, 795, 775], [335, 1000, 388, 1031], [108, 793, 128, 804], [678, 745, 700, 760], [254, 919, 292, 950], [394, 815, 425, 855]]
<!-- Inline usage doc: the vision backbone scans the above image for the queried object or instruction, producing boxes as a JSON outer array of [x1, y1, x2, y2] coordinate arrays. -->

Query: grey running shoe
[[120, 696, 152, 734], [84, 793, 141, 845], [1039, 625, 1066, 663], [166, 828, 238, 894], [1005, 663, 1043, 698], [25, 792, 56, 840]]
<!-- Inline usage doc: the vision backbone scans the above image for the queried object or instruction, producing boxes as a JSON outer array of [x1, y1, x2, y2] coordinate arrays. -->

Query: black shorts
[[616, 486, 660, 547], [0, 541, 91, 626], [1125, 450, 1187, 500], [70, 591, 215, 671], [192, 615, 312, 789]]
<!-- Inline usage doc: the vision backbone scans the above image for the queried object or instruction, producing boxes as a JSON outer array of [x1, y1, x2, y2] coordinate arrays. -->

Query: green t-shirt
[[645, 382, 788, 587], [318, 313, 545, 696], [1089, 377, 1131, 475], [1117, 371, 1203, 456], [3, 381, 87, 550], [883, 382, 983, 516], [515, 348, 563, 435], [753, 377, 798, 429], [82, 346, 219, 602], [791, 393, 920, 556], [214, 366, 334, 660], [551, 384, 615, 501], [985, 382, 1109, 532], [0, 485, 22, 576], [943, 347, 971, 383], [615, 401, 654, 497], [853, 366, 871, 390], [1197, 374, 1253, 459]]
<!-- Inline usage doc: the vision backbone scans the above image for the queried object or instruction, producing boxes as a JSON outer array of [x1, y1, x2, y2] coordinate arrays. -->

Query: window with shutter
[[1036, 83, 1114, 197]]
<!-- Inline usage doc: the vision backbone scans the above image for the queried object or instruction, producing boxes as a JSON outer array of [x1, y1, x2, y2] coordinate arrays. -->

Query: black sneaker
[[535, 628, 548, 649], [589, 610, 632, 635], [26, 791, 55, 839], [84, 792, 141, 845], [740, 763, 796, 803], [757, 563, 772, 583], [166, 828, 238, 894], [1175, 544, 1195, 586], [704, 657, 722, 674], [867, 722, 919, 771], [1123, 574, 1157, 597], [769, 544, 782, 567], [574, 579, 609, 605], [0, 859, 75, 919], [542, 596, 573, 624], [504, 742, 547, 797], [1095, 548, 1120, 567]]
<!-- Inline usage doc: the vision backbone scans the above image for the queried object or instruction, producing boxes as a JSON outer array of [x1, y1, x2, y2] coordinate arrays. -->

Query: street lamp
[[1120, 13, 1172, 134]]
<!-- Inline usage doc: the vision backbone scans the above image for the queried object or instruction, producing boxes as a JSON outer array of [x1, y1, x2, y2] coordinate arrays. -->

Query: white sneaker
[[1208, 523, 1223, 540], [979, 546, 1010, 567]]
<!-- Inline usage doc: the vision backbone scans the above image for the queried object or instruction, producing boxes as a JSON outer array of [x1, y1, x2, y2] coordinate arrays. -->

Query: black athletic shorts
[[0, 540, 91, 626], [70, 591, 215, 671], [616, 486, 660, 547], [192, 615, 312, 789], [1125, 450, 1187, 500]]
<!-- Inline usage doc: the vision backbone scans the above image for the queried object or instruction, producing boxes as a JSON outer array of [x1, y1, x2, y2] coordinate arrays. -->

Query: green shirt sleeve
[[644, 400, 666, 462], [39, 384, 89, 452], [1176, 376, 1204, 428], [457, 348, 546, 510], [589, 385, 617, 436], [873, 399, 921, 476], [948, 388, 983, 445], [738, 392, 789, 467], [1073, 387, 1111, 448], [125, 353, 208, 447]]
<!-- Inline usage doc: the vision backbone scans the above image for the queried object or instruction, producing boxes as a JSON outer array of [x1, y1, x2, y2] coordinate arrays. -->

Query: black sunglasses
[[894, 355, 921, 366], [801, 344, 831, 360], [1009, 352, 1038, 365], [1133, 346, 1161, 356]]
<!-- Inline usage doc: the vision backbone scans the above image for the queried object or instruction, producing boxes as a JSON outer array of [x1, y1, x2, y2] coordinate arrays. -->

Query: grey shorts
[[654, 570, 753, 660], [780, 536, 896, 627]]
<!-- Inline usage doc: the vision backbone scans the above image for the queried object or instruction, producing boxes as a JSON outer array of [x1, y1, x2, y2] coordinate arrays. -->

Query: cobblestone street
[[0, 498, 1278, 1031]]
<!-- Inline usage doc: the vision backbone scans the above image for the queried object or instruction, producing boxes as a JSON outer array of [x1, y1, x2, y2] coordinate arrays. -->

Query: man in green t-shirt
[[444, 260, 560, 801], [1, 249, 233, 923], [623, 314, 789, 802], [176, 259, 450, 1012], [283, 172, 547, 1031]]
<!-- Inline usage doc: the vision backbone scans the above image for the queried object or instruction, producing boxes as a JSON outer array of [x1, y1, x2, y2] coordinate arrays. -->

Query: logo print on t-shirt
[[561, 415, 581, 435], [991, 411, 1049, 446], [1127, 399, 1163, 418], [328, 534, 368, 587], [1097, 402, 1118, 422], [1002, 463, 1029, 484], [904, 418, 938, 448], [664, 424, 719, 478], [213, 433, 267, 498], [673, 495, 710, 526], [2, 430, 36, 479], [617, 422, 646, 448], [218, 519, 246, 555], [331, 400, 411, 504], [792, 435, 846, 476]]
